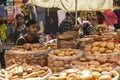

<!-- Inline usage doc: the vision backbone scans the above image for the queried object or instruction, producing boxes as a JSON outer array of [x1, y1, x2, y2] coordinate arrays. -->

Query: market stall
[[1, 0, 120, 80]]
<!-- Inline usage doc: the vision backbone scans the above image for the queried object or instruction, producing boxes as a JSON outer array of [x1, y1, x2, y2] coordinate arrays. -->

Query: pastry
[[99, 47, 106, 53], [92, 42, 100, 47], [92, 71, 101, 79], [23, 43, 32, 50], [85, 45, 92, 51], [99, 75, 111, 80], [106, 42, 114, 50], [91, 47, 99, 53], [48, 73, 66, 80], [80, 74, 93, 80], [66, 73, 79, 80]]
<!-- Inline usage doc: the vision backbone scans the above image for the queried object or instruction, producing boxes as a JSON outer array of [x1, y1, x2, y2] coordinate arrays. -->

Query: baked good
[[92, 71, 101, 79], [91, 47, 99, 53], [48, 73, 66, 80], [85, 45, 92, 51], [99, 75, 111, 80], [58, 34, 74, 40], [63, 31, 79, 38], [92, 42, 100, 47], [106, 42, 114, 50], [80, 74, 93, 80], [66, 73, 79, 80], [99, 47, 106, 53], [23, 43, 32, 50]]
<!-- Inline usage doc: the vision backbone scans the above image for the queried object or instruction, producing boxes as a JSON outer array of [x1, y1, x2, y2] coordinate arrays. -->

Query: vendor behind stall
[[59, 12, 74, 33], [16, 19, 40, 45]]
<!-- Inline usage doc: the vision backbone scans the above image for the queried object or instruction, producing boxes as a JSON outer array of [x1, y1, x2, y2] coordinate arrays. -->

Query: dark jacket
[[16, 34, 40, 45], [60, 18, 74, 33], [11, 26, 27, 44]]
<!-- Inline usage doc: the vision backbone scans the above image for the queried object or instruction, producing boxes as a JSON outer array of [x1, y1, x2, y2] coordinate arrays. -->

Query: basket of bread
[[5, 43, 51, 67], [84, 41, 120, 63], [44, 39, 57, 49], [48, 48, 83, 73], [48, 68, 119, 80], [95, 32, 118, 43], [0, 64, 52, 80], [76, 37, 95, 50]]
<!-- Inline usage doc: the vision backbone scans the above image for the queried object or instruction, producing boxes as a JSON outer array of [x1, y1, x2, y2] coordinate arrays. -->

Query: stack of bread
[[71, 60, 117, 70], [48, 68, 119, 80], [57, 31, 78, 49], [48, 48, 83, 73], [96, 32, 118, 43], [11, 43, 49, 51], [5, 43, 50, 67], [0, 64, 51, 80], [84, 41, 120, 63]]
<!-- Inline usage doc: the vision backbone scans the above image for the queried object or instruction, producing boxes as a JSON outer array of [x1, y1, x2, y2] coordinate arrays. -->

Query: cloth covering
[[103, 9, 118, 26], [28, 0, 113, 11], [0, 24, 7, 40], [14, 6, 21, 18], [5, 6, 14, 16], [57, 10, 66, 26], [6, 0, 13, 6], [0, 6, 6, 18], [14, 0, 22, 6], [114, 9, 120, 29]]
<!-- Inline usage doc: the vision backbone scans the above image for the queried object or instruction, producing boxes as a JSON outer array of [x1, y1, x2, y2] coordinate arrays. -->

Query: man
[[10, 13, 27, 44], [60, 12, 74, 33], [16, 19, 40, 45]]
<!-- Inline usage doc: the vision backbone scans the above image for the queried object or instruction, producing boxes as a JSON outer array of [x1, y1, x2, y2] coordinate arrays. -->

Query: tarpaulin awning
[[28, 0, 113, 11]]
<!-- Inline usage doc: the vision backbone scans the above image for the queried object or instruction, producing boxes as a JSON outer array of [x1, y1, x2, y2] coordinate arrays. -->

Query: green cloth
[[0, 24, 7, 40]]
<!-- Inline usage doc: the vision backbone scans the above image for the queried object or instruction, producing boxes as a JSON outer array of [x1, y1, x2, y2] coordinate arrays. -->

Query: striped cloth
[[82, 22, 94, 35]]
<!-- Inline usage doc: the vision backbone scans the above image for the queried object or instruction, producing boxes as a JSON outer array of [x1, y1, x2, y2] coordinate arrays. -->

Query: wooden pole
[[75, 0, 78, 27], [47, 8, 49, 16]]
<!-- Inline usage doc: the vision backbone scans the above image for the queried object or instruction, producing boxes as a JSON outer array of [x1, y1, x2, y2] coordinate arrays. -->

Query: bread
[[23, 43, 32, 50], [92, 71, 101, 79], [106, 42, 115, 50], [80, 74, 93, 80], [58, 34, 74, 40], [63, 31, 79, 38], [66, 73, 79, 80], [99, 75, 111, 80], [92, 42, 100, 47], [48, 73, 66, 80]]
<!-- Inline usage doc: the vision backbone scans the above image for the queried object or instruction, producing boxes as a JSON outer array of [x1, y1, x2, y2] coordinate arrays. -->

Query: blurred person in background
[[59, 12, 74, 33], [10, 13, 27, 44], [44, 16, 59, 39]]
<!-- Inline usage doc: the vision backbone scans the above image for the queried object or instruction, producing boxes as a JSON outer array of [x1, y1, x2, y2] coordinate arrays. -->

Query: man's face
[[16, 17, 24, 25], [27, 23, 38, 36]]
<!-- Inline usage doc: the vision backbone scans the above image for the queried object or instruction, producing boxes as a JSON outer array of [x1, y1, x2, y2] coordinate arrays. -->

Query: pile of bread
[[0, 64, 50, 80], [11, 42, 57, 51], [48, 48, 82, 73], [85, 41, 120, 54], [48, 68, 119, 80], [84, 41, 120, 63], [11, 43, 48, 51], [71, 60, 117, 71], [49, 48, 80, 57], [5, 50, 48, 67], [57, 31, 78, 49], [45, 43, 57, 49], [77, 38, 95, 50]]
